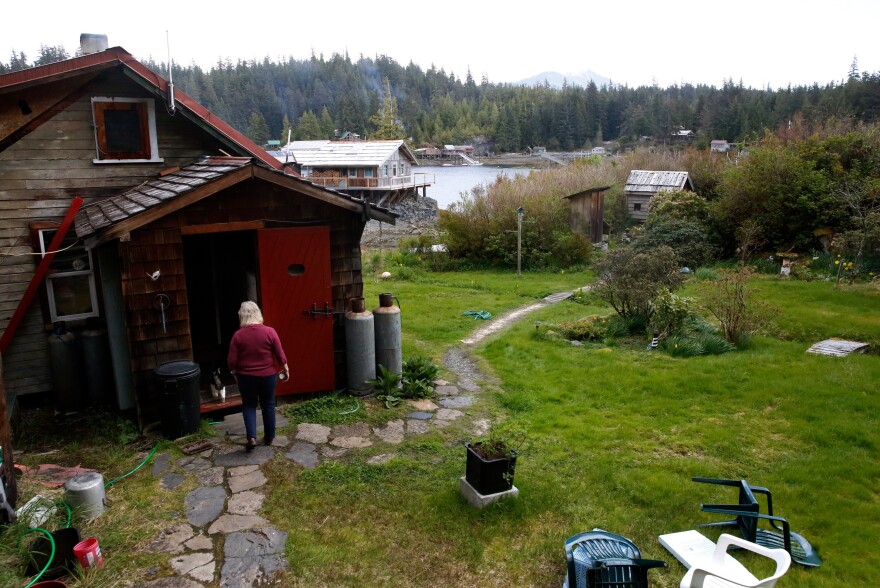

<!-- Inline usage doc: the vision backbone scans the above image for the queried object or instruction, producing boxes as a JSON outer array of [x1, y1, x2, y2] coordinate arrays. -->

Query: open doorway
[[183, 230, 258, 404]]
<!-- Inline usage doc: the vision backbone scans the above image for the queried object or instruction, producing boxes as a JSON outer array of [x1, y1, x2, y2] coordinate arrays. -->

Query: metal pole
[[516, 207, 523, 278]]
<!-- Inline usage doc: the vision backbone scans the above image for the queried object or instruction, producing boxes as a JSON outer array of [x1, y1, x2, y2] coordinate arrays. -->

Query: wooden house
[[710, 140, 730, 153], [274, 140, 432, 207], [0, 43, 395, 428], [563, 186, 610, 244], [624, 170, 694, 222]]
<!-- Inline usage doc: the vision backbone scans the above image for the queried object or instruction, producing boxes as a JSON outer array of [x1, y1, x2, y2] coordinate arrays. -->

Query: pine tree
[[280, 115, 292, 144], [246, 111, 270, 145], [370, 78, 406, 139], [293, 110, 322, 140], [320, 107, 335, 139]]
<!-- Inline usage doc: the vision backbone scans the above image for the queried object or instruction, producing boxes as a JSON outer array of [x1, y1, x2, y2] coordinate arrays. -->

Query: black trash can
[[154, 360, 201, 439]]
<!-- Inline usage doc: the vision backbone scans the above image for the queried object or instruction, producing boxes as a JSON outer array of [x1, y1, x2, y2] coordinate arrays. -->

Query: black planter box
[[465, 443, 517, 495]]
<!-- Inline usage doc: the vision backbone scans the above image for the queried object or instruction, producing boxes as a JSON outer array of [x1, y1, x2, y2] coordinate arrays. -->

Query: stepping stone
[[213, 414, 289, 437], [228, 465, 259, 477], [367, 453, 396, 465], [438, 396, 473, 409], [178, 457, 212, 473], [407, 411, 433, 420], [330, 436, 372, 449], [472, 418, 491, 436], [433, 419, 451, 429], [151, 453, 171, 477], [184, 535, 213, 551], [214, 446, 273, 467], [457, 378, 480, 392], [208, 514, 267, 535], [228, 490, 265, 516], [133, 578, 204, 588], [295, 423, 331, 444], [220, 528, 288, 588], [184, 486, 226, 528], [434, 379, 449, 386], [406, 420, 429, 435], [228, 470, 267, 494], [170, 552, 214, 583], [196, 467, 224, 487], [434, 385, 459, 396], [406, 399, 439, 411], [267, 434, 289, 447], [320, 446, 348, 458], [372, 419, 404, 444], [435, 408, 464, 421], [144, 523, 194, 554], [332, 423, 371, 437], [161, 472, 186, 491], [285, 442, 320, 469]]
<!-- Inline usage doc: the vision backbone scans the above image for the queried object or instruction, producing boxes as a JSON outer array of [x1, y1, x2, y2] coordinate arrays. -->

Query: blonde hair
[[238, 301, 264, 327]]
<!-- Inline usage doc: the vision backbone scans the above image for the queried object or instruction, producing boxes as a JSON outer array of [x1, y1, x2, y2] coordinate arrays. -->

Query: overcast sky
[[5, 1, 878, 90]]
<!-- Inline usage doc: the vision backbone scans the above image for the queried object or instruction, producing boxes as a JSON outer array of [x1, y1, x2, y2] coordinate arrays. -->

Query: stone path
[[136, 287, 580, 587]]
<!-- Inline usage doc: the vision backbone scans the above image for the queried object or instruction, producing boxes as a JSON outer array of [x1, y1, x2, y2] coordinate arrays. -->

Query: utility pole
[[516, 207, 524, 278]]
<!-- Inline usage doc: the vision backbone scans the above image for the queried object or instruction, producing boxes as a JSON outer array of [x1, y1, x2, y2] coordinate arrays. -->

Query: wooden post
[[0, 353, 16, 509]]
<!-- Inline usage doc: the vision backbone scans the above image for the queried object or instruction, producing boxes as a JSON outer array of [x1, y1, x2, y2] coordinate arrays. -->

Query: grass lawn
[[3, 270, 877, 587]]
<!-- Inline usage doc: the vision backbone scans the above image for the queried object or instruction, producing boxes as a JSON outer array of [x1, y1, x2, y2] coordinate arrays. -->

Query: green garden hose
[[104, 443, 160, 488], [19, 527, 54, 588]]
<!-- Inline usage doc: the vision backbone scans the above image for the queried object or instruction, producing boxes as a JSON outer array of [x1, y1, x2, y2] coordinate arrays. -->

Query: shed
[[0, 44, 395, 429], [563, 186, 610, 243], [624, 170, 694, 222]]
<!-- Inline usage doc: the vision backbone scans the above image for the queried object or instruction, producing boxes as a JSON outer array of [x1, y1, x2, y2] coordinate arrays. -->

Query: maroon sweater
[[227, 324, 288, 377]]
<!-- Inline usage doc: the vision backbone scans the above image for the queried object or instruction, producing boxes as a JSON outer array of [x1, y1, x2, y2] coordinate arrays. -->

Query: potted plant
[[465, 419, 528, 495]]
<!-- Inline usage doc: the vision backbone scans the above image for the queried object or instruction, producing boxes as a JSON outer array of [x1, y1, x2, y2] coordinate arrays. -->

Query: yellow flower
[[834, 260, 840, 265]]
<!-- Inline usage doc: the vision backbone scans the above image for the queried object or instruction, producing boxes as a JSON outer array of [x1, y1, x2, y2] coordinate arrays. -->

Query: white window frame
[[364, 168, 374, 178], [38, 229, 99, 322], [91, 97, 163, 164], [348, 168, 358, 178]]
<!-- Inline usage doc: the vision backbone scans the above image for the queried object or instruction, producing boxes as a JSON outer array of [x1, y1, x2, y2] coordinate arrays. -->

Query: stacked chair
[[563, 530, 667, 588]]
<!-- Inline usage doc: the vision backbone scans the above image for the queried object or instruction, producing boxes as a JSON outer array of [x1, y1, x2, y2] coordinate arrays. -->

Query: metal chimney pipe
[[80, 34, 108, 55]]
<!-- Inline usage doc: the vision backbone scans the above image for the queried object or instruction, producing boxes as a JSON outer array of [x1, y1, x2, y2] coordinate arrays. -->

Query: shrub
[[663, 334, 705, 357], [697, 266, 775, 344], [650, 287, 695, 336], [556, 315, 614, 341], [592, 245, 685, 325], [401, 355, 439, 399]]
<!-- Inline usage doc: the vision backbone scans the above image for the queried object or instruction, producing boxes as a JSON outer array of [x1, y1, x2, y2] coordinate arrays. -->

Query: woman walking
[[228, 301, 289, 451]]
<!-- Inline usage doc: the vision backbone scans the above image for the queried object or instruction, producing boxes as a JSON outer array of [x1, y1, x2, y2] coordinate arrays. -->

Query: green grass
[[4, 271, 877, 587]]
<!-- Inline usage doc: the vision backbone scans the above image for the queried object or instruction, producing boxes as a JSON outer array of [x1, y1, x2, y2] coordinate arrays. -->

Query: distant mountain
[[514, 70, 613, 89]]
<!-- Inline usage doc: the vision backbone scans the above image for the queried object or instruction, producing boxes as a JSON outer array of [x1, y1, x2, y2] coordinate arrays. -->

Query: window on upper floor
[[91, 97, 162, 163], [34, 227, 99, 322], [364, 168, 374, 177], [633, 203, 642, 211], [348, 168, 358, 178]]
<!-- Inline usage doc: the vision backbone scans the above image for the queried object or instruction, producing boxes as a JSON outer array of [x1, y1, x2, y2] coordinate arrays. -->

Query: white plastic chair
[[679, 534, 791, 588]]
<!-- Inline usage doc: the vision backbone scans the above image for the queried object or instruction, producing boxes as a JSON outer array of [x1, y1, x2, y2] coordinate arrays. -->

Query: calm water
[[424, 165, 535, 209]]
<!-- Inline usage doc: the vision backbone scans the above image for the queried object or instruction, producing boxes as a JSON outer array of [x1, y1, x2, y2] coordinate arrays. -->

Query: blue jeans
[[237, 374, 277, 441]]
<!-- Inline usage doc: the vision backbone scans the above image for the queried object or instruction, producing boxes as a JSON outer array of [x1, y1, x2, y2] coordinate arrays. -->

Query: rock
[[332, 423, 371, 437], [220, 528, 288, 588], [434, 385, 459, 396], [228, 470, 267, 494], [144, 524, 194, 554], [406, 411, 433, 420], [329, 436, 373, 449], [227, 490, 265, 516], [151, 453, 171, 477], [214, 446, 273, 467], [228, 465, 259, 477], [372, 419, 404, 444], [178, 457, 212, 473], [161, 472, 186, 491], [406, 420, 429, 435], [134, 578, 204, 588], [184, 535, 213, 551], [406, 399, 439, 411], [184, 486, 226, 528], [295, 423, 331, 444], [169, 552, 214, 582], [435, 408, 464, 421], [320, 446, 348, 458], [438, 396, 474, 409], [367, 453, 396, 465], [285, 442, 320, 468], [208, 514, 267, 535], [195, 467, 224, 487]]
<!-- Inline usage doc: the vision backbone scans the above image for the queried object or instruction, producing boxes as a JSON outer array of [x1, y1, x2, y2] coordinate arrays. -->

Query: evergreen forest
[[4, 45, 880, 152]]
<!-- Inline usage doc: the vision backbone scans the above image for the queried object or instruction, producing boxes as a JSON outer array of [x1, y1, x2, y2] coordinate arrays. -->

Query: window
[[91, 97, 162, 163], [392, 164, 398, 176], [348, 168, 357, 178], [633, 203, 642, 211], [364, 169, 374, 178], [383, 164, 389, 177], [37, 229, 98, 322]]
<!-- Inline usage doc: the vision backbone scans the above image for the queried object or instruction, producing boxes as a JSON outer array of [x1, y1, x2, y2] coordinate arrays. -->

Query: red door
[[258, 226, 335, 395]]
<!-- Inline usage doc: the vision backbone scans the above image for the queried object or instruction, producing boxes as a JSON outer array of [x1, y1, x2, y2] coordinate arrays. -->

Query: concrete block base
[[459, 476, 519, 508]]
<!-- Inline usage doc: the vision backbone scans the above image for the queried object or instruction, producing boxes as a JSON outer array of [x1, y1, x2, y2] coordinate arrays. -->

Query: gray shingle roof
[[624, 170, 693, 194], [277, 140, 416, 167]]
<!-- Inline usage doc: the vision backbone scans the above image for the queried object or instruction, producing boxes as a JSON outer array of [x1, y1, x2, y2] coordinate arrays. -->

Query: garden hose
[[338, 398, 361, 415], [104, 443, 160, 488], [462, 310, 492, 320], [19, 527, 54, 588]]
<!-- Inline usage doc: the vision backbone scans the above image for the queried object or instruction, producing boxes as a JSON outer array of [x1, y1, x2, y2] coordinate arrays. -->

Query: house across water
[[272, 140, 433, 207]]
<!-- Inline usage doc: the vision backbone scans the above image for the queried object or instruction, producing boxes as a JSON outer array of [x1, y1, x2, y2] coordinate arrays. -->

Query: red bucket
[[72, 537, 104, 570]]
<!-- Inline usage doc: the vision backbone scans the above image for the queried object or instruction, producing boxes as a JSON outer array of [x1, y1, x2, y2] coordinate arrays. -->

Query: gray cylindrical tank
[[47, 326, 84, 412], [345, 297, 376, 396], [64, 472, 105, 519], [81, 328, 112, 407], [373, 293, 402, 376]]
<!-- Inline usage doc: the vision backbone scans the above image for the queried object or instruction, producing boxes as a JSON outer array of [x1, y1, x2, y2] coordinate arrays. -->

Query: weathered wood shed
[[0, 45, 394, 428], [624, 170, 694, 222], [563, 186, 610, 244]]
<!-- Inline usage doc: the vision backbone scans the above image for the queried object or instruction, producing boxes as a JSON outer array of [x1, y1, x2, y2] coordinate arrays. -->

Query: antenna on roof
[[166, 30, 176, 114]]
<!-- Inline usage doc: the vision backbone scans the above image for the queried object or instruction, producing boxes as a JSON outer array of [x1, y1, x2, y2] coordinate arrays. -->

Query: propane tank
[[345, 297, 375, 395], [373, 293, 402, 376]]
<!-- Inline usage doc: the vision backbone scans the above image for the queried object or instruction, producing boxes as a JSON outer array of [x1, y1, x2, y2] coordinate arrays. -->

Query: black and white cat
[[210, 368, 226, 401]]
